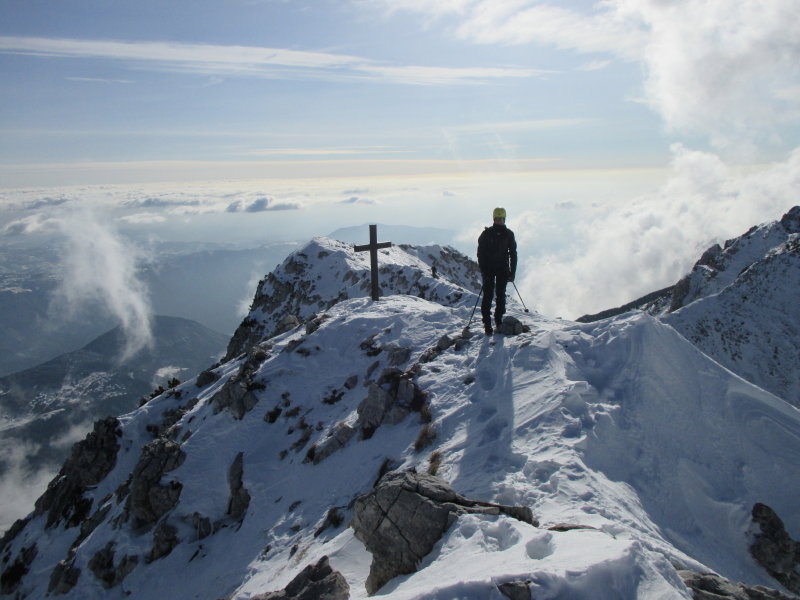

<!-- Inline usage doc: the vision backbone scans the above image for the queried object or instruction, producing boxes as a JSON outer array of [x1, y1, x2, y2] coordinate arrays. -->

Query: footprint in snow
[[476, 368, 496, 390]]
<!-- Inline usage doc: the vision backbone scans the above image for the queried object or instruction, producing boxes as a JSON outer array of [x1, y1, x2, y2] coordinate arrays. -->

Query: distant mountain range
[[0, 315, 227, 531], [0, 241, 295, 376]]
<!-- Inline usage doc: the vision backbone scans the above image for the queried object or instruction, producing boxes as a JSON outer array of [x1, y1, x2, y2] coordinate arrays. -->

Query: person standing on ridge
[[477, 207, 517, 335]]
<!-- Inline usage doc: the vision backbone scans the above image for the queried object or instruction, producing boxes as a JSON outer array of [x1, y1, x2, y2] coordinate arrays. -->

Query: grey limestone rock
[[351, 471, 536, 595], [47, 557, 81, 595], [679, 570, 798, 600], [32, 417, 121, 530], [227, 452, 252, 521], [252, 555, 350, 600], [498, 580, 532, 600], [125, 438, 186, 530], [146, 522, 179, 563], [750, 503, 800, 595], [497, 316, 529, 336], [88, 542, 139, 589]]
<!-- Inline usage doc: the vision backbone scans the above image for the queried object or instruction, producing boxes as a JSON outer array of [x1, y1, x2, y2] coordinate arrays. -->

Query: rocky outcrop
[[498, 580, 532, 600], [252, 556, 349, 600], [48, 557, 81, 595], [212, 345, 269, 419], [356, 368, 427, 440], [124, 438, 186, 530], [351, 470, 536, 594], [227, 452, 251, 521], [750, 503, 800, 594], [34, 417, 122, 529], [679, 570, 798, 600], [0, 543, 37, 595], [88, 542, 139, 589], [147, 522, 179, 563], [225, 238, 480, 361], [497, 316, 530, 336]]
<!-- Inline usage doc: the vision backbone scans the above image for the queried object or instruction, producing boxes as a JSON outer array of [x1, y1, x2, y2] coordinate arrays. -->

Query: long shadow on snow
[[451, 336, 517, 498]]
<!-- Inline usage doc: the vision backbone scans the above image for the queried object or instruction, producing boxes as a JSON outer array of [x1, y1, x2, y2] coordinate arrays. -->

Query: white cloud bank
[[53, 207, 154, 361], [366, 0, 800, 152], [519, 145, 800, 319], [370, 0, 800, 317]]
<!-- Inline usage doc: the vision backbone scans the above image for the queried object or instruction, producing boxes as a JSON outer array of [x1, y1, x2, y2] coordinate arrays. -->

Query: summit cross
[[354, 224, 392, 301]]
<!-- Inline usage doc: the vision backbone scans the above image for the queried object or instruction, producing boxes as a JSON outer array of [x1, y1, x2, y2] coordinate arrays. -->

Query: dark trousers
[[481, 271, 508, 326]]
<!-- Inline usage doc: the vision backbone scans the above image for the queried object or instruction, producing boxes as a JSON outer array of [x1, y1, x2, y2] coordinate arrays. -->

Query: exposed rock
[[436, 334, 454, 351], [252, 555, 350, 600], [351, 470, 536, 594], [385, 345, 412, 366], [227, 452, 252, 521], [343, 375, 359, 390], [679, 570, 798, 600], [196, 368, 221, 388], [48, 557, 81, 595], [780, 205, 800, 233], [211, 347, 268, 419], [497, 316, 529, 336], [356, 369, 427, 440], [276, 314, 302, 336], [1, 543, 37, 595], [125, 438, 186, 531], [309, 422, 356, 464], [146, 522, 179, 563], [88, 542, 139, 589], [498, 580, 532, 600], [34, 417, 122, 529], [191, 512, 213, 540], [750, 503, 800, 594]]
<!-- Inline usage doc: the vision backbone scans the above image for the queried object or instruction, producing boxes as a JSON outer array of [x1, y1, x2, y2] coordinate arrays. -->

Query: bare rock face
[[679, 570, 798, 600], [211, 346, 268, 419], [33, 417, 122, 529], [88, 542, 139, 589], [356, 369, 426, 440], [498, 580, 532, 600], [0, 543, 37, 595], [252, 556, 350, 600], [750, 503, 800, 595], [497, 316, 529, 336], [351, 471, 536, 595], [48, 557, 81, 595], [227, 452, 252, 521], [125, 438, 186, 530]]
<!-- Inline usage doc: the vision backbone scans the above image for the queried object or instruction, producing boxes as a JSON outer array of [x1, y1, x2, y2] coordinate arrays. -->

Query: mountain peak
[[224, 237, 480, 360]]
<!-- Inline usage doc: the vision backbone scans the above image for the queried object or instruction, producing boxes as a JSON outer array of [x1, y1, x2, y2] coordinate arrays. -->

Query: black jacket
[[477, 224, 517, 277]]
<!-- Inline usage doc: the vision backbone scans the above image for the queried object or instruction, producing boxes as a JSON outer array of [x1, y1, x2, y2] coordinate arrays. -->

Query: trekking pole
[[464, 286, 483, 332], [512, 282, 530, 313]]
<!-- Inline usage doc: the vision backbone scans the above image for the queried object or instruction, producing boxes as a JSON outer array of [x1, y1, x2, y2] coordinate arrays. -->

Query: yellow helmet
[[493, 207, 507, 220]]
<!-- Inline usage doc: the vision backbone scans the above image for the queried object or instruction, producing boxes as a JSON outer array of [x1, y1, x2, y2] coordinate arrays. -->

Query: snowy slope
[[580, 206, 800, 408], [2, 241, 800, 600], [225, 236, 480, 359]]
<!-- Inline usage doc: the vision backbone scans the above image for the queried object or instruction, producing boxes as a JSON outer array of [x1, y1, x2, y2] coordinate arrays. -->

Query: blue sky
[[0, 0, 679, 183], [1, 0, 799, 319]]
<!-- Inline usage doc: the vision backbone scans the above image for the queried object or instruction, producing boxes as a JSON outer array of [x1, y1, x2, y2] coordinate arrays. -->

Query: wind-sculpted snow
[[580, 206, 800, 408], [2, 250, 800, 598]]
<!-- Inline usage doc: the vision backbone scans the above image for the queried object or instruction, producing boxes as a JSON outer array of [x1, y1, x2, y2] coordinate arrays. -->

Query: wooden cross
[[354, 224, 392, 301]]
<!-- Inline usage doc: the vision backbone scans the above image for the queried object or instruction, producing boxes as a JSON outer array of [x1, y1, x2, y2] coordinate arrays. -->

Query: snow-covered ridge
[[669, 205, 800, 312], [225, 236, 480, 360], [580, 206, 800, 408], [3, 227, 800, 600]]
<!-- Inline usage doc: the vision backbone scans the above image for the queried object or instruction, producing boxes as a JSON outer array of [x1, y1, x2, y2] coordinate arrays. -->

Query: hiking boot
[[484, 324, 494, 335]]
